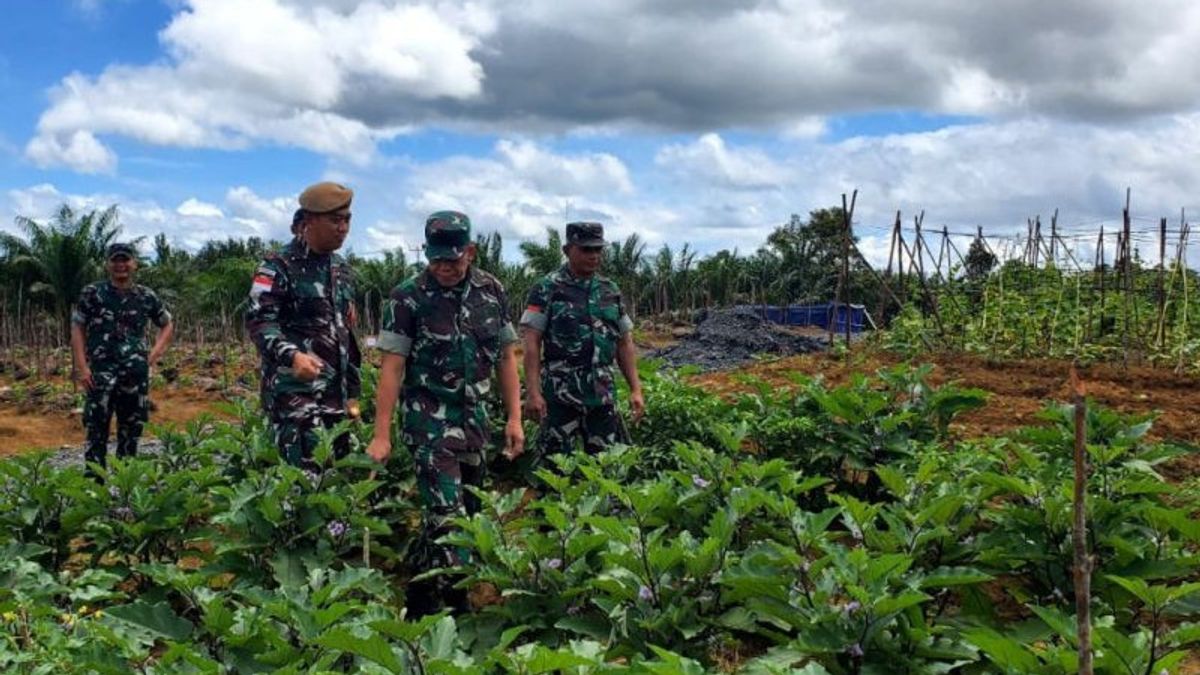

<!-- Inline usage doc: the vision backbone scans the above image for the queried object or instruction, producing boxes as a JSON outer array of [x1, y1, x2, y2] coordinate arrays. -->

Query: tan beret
[[298, 181, 353, 214]]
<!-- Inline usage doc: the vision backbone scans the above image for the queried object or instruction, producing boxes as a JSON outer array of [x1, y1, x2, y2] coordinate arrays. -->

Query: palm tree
[[0, 204, 126, 339], [603, 234, 648, 318], [353, 249, 415, 334], [519, 227, 564, 276]]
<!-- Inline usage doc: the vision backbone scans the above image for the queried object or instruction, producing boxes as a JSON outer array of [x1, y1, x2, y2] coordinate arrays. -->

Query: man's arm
[[246, 260, 321, 380], [70, 322, 93, 390], [149, 321, 174, 367], [366, 353, 406, 463], [615, 331, 645, 422], [521, 328, 546, 421], [499, 340, 524, 459]]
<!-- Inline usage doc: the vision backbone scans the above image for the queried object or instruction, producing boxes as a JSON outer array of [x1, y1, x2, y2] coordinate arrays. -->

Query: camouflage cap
[[298, 181, 353, 214], [424, 211, 472, 261], [566, 221, 606, 247], [106, 242, 136, 260]]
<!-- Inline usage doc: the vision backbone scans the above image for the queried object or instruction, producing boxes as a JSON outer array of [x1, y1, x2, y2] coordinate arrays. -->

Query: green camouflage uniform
[[246, 238, 361, 466], [379, 263, 517, 570], [72, 281, 171, 467], [521, 263, 634, 461]]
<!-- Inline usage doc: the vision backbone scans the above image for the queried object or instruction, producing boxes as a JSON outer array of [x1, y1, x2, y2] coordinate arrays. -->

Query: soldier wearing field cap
[[246, 181, 362, 466], [367, 210, 523, 614], [72, 242, 175, 473], [521, 222, 644, 465]]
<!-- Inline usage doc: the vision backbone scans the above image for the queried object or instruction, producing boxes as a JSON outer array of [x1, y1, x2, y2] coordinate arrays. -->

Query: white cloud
[[656, 134, 788, 191], [25, 129, 117, 174], [176, 198, 223, 218], [3, 184, 297, 252], [28, 0, 1200, 174], [26, 0, 492, 171]]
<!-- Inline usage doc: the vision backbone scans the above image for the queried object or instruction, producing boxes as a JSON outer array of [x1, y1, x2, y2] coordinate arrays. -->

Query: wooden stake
[[1071, 365, 1093, 675]]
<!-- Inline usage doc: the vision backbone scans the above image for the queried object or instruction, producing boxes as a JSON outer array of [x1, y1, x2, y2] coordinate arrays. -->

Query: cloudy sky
[[3, 0, 1200, 264]]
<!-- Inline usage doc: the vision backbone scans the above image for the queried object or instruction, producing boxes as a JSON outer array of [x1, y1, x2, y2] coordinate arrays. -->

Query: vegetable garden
[[4, 362, 1200, 673]]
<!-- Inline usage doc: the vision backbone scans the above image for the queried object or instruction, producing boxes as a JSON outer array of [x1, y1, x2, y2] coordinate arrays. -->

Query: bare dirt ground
[[689, 349, 1200, 487], [0, 386, 233, 457]]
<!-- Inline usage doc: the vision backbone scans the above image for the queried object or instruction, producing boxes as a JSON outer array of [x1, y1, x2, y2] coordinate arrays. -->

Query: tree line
[[0, 203, 881, 350]]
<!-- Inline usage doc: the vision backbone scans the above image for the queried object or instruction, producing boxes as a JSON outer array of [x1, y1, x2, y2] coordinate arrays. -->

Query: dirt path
[[689, 350, 1200, 443], [0, 387, 234, 457]]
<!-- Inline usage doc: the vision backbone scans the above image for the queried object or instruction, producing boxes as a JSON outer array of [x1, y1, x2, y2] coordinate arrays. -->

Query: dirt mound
[[649, 307, 828, 371]]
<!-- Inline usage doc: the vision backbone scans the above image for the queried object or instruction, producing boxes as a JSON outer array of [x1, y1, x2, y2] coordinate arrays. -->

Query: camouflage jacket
[[520, 265, 633, 408], [72, 281, 171, 377], [246, 238, 361, 420], [378, 267, 518, 453]]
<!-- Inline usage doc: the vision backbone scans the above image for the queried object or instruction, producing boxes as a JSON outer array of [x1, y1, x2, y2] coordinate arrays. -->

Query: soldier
[[71, 242, 174, 472], [246, 182, 361, 466], [366, 210, 523, 612], [521, 222, 644, 464]]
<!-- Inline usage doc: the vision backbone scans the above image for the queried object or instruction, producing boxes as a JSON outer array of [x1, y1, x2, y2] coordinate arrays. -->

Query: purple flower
[[112, 506, 134, 522], [108, 486, 120, 499], [546, 558, 563, 570], [847, 643, 864, 658], [303, 469, 320, 485], [327, 520, 348, 538], [692, 475, 710, 489], [843, 601, 861, 614], [638, 585, 654, 601]]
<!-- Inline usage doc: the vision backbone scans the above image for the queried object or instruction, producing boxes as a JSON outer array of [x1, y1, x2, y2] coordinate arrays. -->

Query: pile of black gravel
[[649, 307, 828, 371]]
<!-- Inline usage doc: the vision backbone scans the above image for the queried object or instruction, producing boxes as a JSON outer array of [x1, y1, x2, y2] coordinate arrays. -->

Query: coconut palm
[[0, 204, 126, 339]]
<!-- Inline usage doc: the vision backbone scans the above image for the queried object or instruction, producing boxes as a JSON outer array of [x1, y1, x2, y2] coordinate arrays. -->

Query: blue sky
[[4, 0, 1200, 265]]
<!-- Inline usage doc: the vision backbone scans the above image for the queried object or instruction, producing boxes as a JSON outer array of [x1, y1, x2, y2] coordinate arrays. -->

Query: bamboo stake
[[1071, 364, 1093, 675]]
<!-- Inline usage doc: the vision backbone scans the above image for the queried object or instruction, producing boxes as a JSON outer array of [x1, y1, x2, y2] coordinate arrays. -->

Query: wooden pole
[[841, 190, 857, 345], [1157, 216, 1168, 350], [1071, 364, 1094, 675]]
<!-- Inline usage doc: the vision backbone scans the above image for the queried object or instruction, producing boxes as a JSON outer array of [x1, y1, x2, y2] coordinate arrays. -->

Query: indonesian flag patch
[[250, 268, 275, 299]]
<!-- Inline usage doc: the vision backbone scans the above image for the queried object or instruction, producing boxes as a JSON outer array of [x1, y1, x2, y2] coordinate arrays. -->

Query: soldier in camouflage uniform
[[71, 243, 175, 471], [521, 222, 644, 464], [246, 182, 362, 466], [366, 211, 523, 613]]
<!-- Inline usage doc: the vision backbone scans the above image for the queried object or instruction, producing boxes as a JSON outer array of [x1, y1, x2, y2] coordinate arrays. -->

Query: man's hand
[[366, 437, 391, 464], [502, 418, 525, 460], [291, 352, 325, 381], [346, 398, 361, 419], [524, 391, 547, 422], [78, 366, 94, 391], [629, 388, 646, 423]]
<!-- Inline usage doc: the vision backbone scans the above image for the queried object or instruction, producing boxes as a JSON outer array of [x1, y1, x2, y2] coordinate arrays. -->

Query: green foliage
[[2, 365, 1198, 673]]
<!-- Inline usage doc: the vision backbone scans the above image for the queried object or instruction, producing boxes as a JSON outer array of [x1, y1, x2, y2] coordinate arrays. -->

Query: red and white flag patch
[[250, 268, 275, 299]]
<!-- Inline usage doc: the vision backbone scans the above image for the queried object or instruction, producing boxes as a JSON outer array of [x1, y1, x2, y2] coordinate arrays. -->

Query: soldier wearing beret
[[71, 242, 175, 472], [246, 182, 362, 466], [366, 210, 523, 613], [521, 222, 644, 465]]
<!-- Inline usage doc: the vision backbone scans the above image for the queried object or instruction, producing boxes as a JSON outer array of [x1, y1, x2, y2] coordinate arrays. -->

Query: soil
[[688, 349, 1200, 472], [0, 386, 233, 457]]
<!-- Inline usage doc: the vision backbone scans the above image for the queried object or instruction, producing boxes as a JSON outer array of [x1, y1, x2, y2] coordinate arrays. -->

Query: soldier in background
[[71, 242, 174, 472], [366, 210, 523, 614], [246, 182, 361, 466], [521, 222, 644, 465]]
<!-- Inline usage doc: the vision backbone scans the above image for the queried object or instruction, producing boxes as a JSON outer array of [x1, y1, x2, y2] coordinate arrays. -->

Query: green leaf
[[920, 567, 994, 589], [963, 627, 1040, 672], [104, 600, 194, 641], [314, 628, 403, 673]]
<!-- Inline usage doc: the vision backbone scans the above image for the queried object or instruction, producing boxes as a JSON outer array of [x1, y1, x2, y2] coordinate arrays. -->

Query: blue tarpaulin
[[738, 303, 872, 333]]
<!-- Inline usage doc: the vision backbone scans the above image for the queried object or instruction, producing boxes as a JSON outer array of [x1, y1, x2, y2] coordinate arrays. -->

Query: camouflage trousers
[[83, 370, 149, 469], [533, 398, 629, 466], [405, 445, 486, 616], [272, 410, 352, 468]]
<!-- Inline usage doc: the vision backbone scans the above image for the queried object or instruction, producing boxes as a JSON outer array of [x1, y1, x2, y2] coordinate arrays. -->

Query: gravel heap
[[649, 307, 828, 371], [42, 439, 166, 471]]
